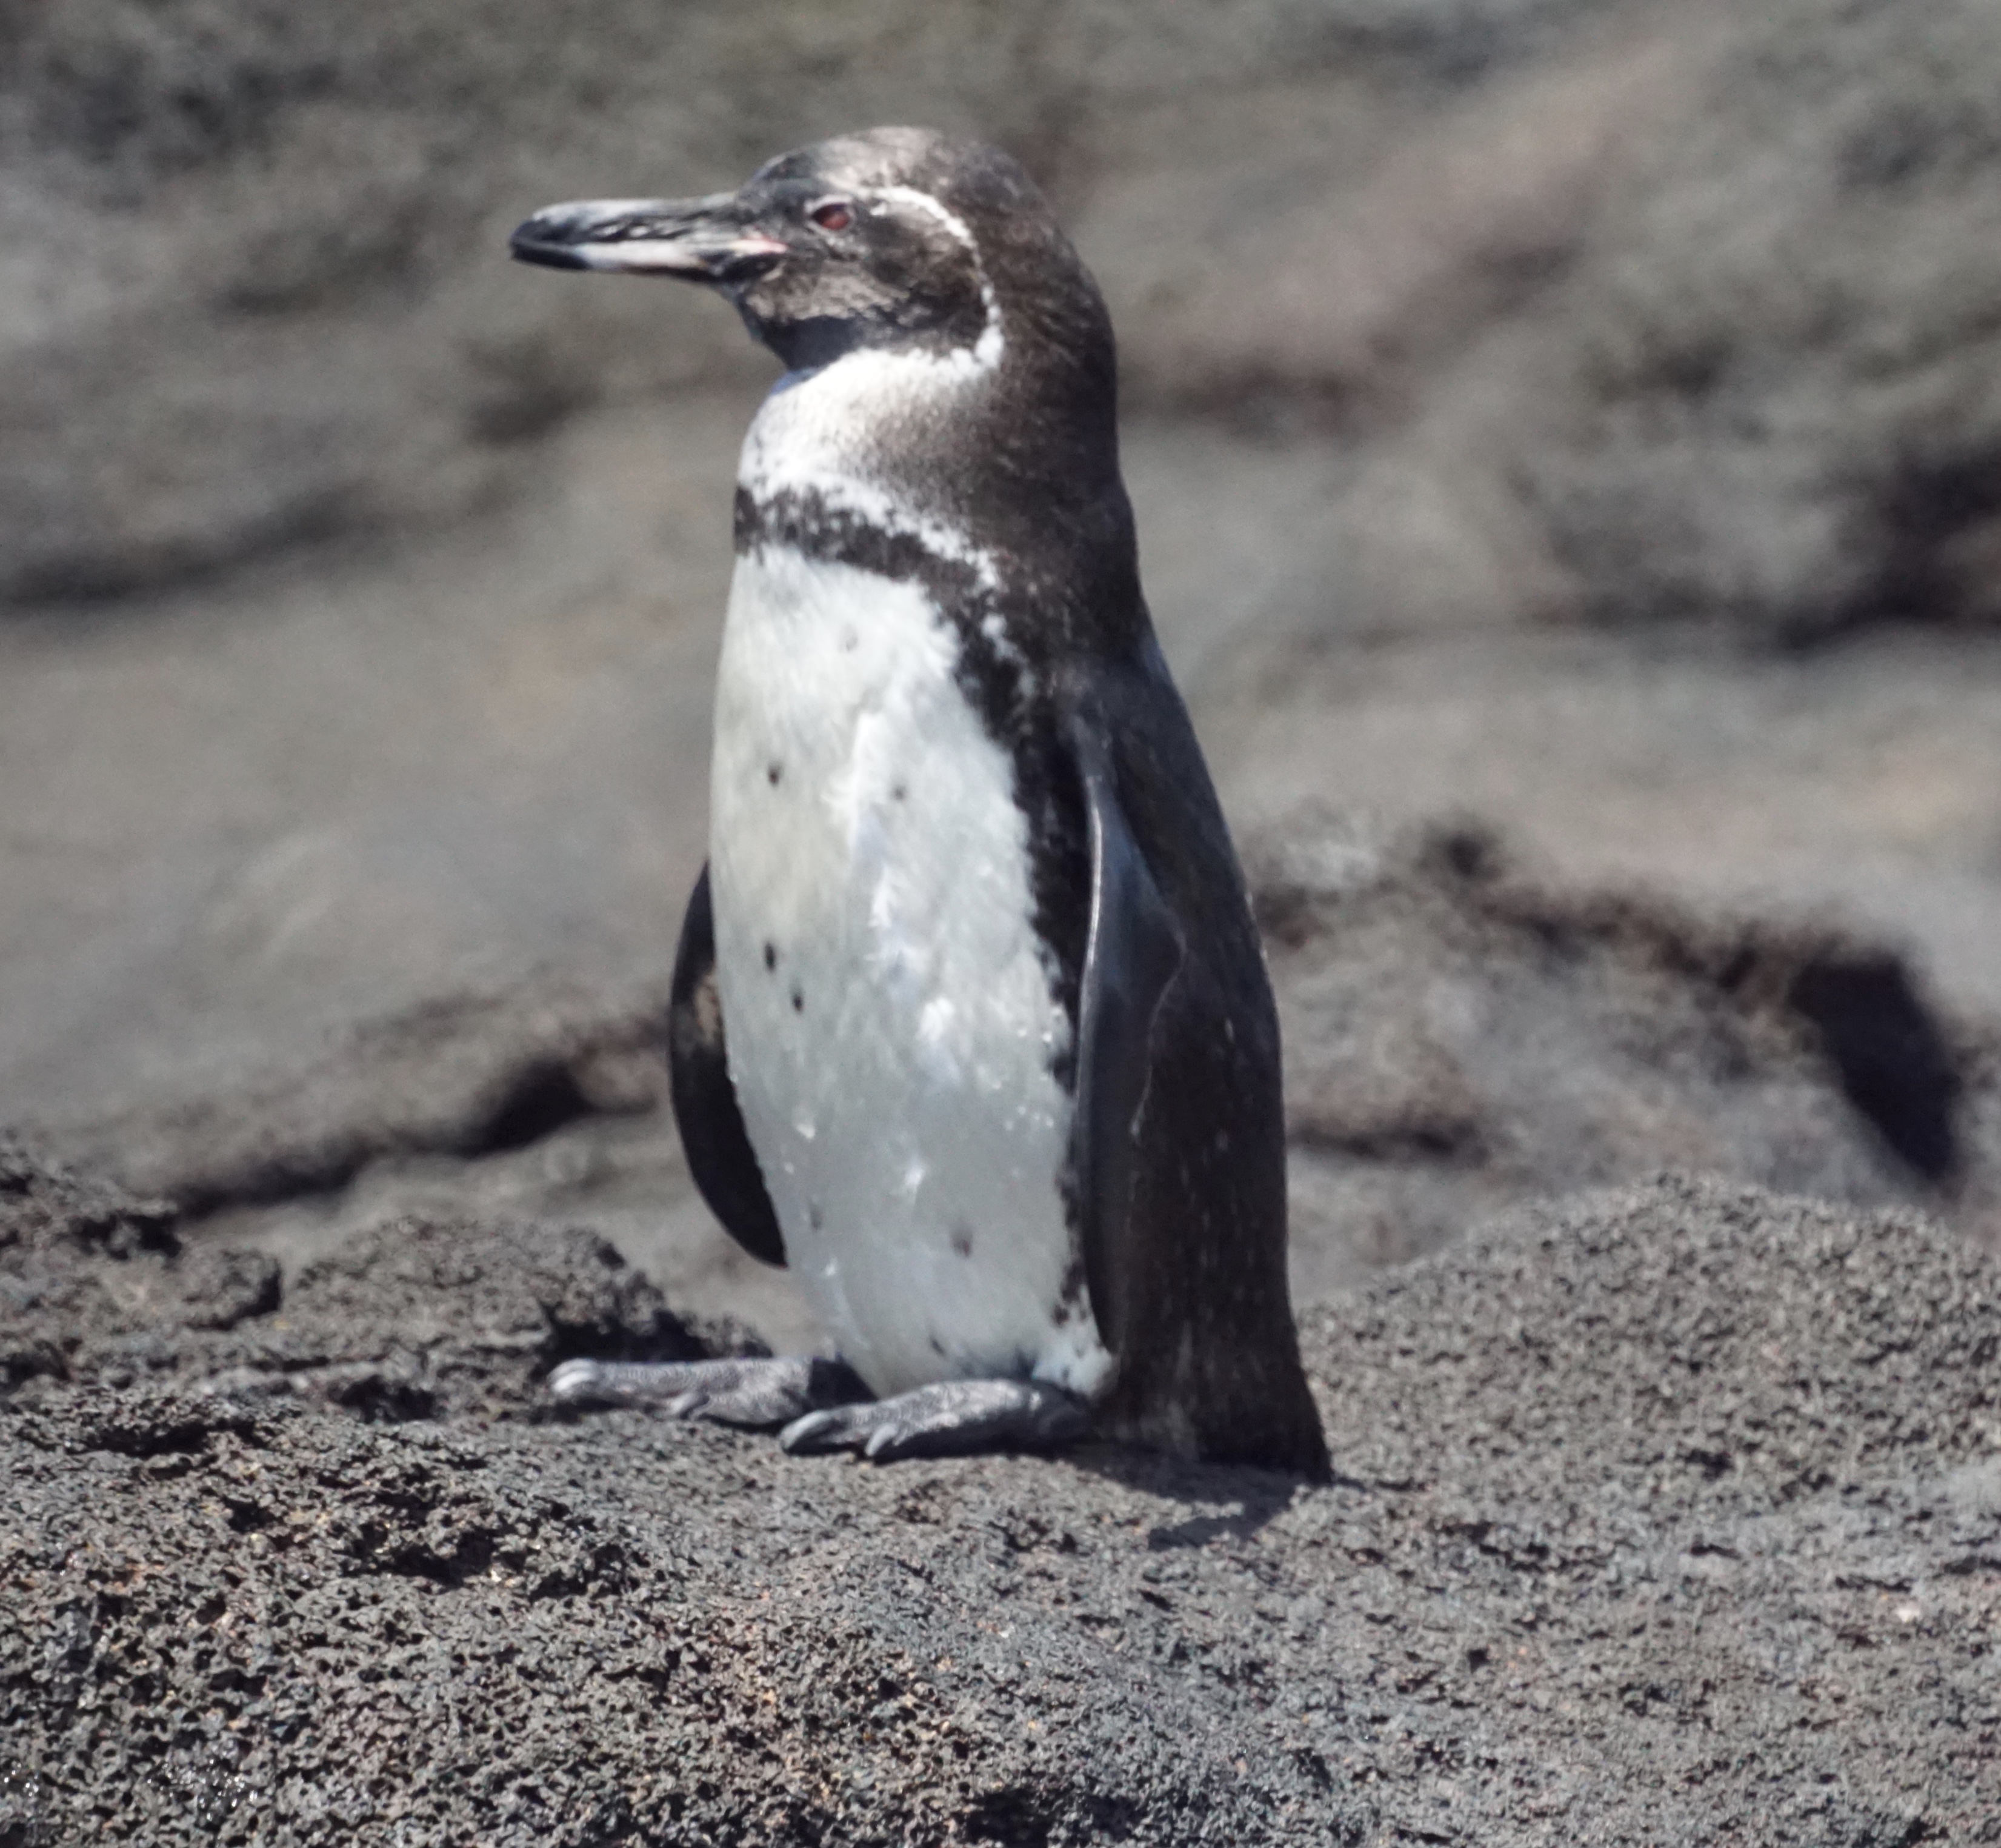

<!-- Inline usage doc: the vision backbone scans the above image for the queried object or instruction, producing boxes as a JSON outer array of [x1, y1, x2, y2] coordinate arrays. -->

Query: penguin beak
[[508, 195, 788, 282]]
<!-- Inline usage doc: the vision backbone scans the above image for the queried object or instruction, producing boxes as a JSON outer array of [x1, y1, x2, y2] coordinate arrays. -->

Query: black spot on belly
[[808, 1201, 824, 1230], [928, 1334, 945, 1357], [891, 782, 908, 802], [791, 985, 804, 1013], [767, 761, 782, 787], [950, 1223, 974, 1258], [764, 941, 777, 972]]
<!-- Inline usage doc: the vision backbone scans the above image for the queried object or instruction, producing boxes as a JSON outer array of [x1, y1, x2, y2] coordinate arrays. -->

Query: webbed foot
[[547, 1355, 867, 1427], [779, 1378, 1088, 1461]]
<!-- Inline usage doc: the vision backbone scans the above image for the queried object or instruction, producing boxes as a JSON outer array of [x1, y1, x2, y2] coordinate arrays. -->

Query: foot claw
[[548, 1358, 615, 1402], [777, 1408, 842, 1453]]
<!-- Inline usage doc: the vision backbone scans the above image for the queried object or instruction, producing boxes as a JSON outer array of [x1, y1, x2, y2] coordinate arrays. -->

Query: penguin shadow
[[1064, 1443, 1324, 1547]]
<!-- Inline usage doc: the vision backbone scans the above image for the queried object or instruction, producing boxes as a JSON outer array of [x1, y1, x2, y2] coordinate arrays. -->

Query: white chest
[[707, 541, 1110, 1399]]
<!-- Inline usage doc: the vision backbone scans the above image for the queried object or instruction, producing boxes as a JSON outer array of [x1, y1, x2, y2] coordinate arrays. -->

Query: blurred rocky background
[[6, 0, 2001, 1305]]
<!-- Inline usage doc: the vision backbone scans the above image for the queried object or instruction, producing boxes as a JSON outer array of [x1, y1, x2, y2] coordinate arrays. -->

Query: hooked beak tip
[[508, 227, 591, 270]]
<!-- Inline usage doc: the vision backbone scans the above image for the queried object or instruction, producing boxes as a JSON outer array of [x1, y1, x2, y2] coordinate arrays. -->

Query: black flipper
[[1064, 702, 1185, 1360], [1057, 651, 1330, 1478], [669, 863, 786, 1266]]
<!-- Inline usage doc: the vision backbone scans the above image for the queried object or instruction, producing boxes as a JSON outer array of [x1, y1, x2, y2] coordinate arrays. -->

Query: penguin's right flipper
[[1062, 701, 1185, 1364], [1060, 650, 1331, 1477], [670, 863, 787, 1266], [548, 1355, 868, 1427]]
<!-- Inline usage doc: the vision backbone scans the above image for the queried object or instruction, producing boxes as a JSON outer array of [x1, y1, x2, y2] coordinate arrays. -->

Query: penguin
[[513, 128, 1328, 1476]]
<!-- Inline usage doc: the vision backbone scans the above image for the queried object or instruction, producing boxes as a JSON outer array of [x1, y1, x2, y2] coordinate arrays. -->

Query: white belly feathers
[[709, 538, 1113, 1400]]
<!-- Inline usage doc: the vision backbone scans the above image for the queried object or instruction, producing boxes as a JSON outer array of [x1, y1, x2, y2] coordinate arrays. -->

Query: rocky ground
[[7, 0, 2001, 1840], [6, 1150, 1999, 1844], [7, 816, 2001, 1843]]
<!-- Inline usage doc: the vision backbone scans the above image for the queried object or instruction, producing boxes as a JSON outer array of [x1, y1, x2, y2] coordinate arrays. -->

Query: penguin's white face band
[[870, 186, 976, 250]]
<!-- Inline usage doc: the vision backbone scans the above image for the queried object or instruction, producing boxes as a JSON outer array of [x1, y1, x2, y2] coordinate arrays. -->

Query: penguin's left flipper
[[668, 863, 787, 1267], [548, 1355, 868, 1427], [779, 1381, 1089, 1462]]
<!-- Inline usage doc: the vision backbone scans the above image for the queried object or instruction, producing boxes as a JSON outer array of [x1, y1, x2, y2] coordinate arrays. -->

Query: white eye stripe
[[864, 185, 1004, 372], [870, 185, 976, 250]]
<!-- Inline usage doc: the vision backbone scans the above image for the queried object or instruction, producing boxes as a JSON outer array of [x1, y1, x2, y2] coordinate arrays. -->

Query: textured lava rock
[[0, 1141, 733, 1421], [3, 1170, 1996, 1843]]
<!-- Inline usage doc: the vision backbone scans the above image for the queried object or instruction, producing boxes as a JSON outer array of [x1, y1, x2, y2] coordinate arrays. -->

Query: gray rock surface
[[0, 1139, 743, 1419], [10, 0, 1999, 639], [1255, 818, 1994, 1294], [5, 1155, 1997, 1844], [1527, 0, 2001, 639], [10, 0, 2001, 1133], [37, 814, 1996, 1346], [0, 0, 1623, 606]]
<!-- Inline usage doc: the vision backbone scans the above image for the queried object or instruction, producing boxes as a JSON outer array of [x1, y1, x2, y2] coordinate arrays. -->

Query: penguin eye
[[809, 199, 854, 233]]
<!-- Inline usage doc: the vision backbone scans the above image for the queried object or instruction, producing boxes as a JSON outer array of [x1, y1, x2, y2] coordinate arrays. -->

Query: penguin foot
[[779, 1379, 1088, 1462], [547, 1355, 868, 1428]]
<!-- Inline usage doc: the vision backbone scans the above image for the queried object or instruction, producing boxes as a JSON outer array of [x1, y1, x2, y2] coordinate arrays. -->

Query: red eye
[[810, 200, 854, 233]]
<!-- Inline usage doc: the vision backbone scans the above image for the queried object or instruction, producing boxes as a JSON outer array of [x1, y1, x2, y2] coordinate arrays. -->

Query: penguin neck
[[736, 327, 1131, 597], [738, 338, 999, 514]]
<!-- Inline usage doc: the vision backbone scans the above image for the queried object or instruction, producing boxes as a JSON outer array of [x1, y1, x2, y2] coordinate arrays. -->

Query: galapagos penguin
[[512, 127, 1328, 1476]]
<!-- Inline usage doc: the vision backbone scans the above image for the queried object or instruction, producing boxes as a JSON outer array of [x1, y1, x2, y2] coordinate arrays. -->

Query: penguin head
[[511, 127, 1068, 377]]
